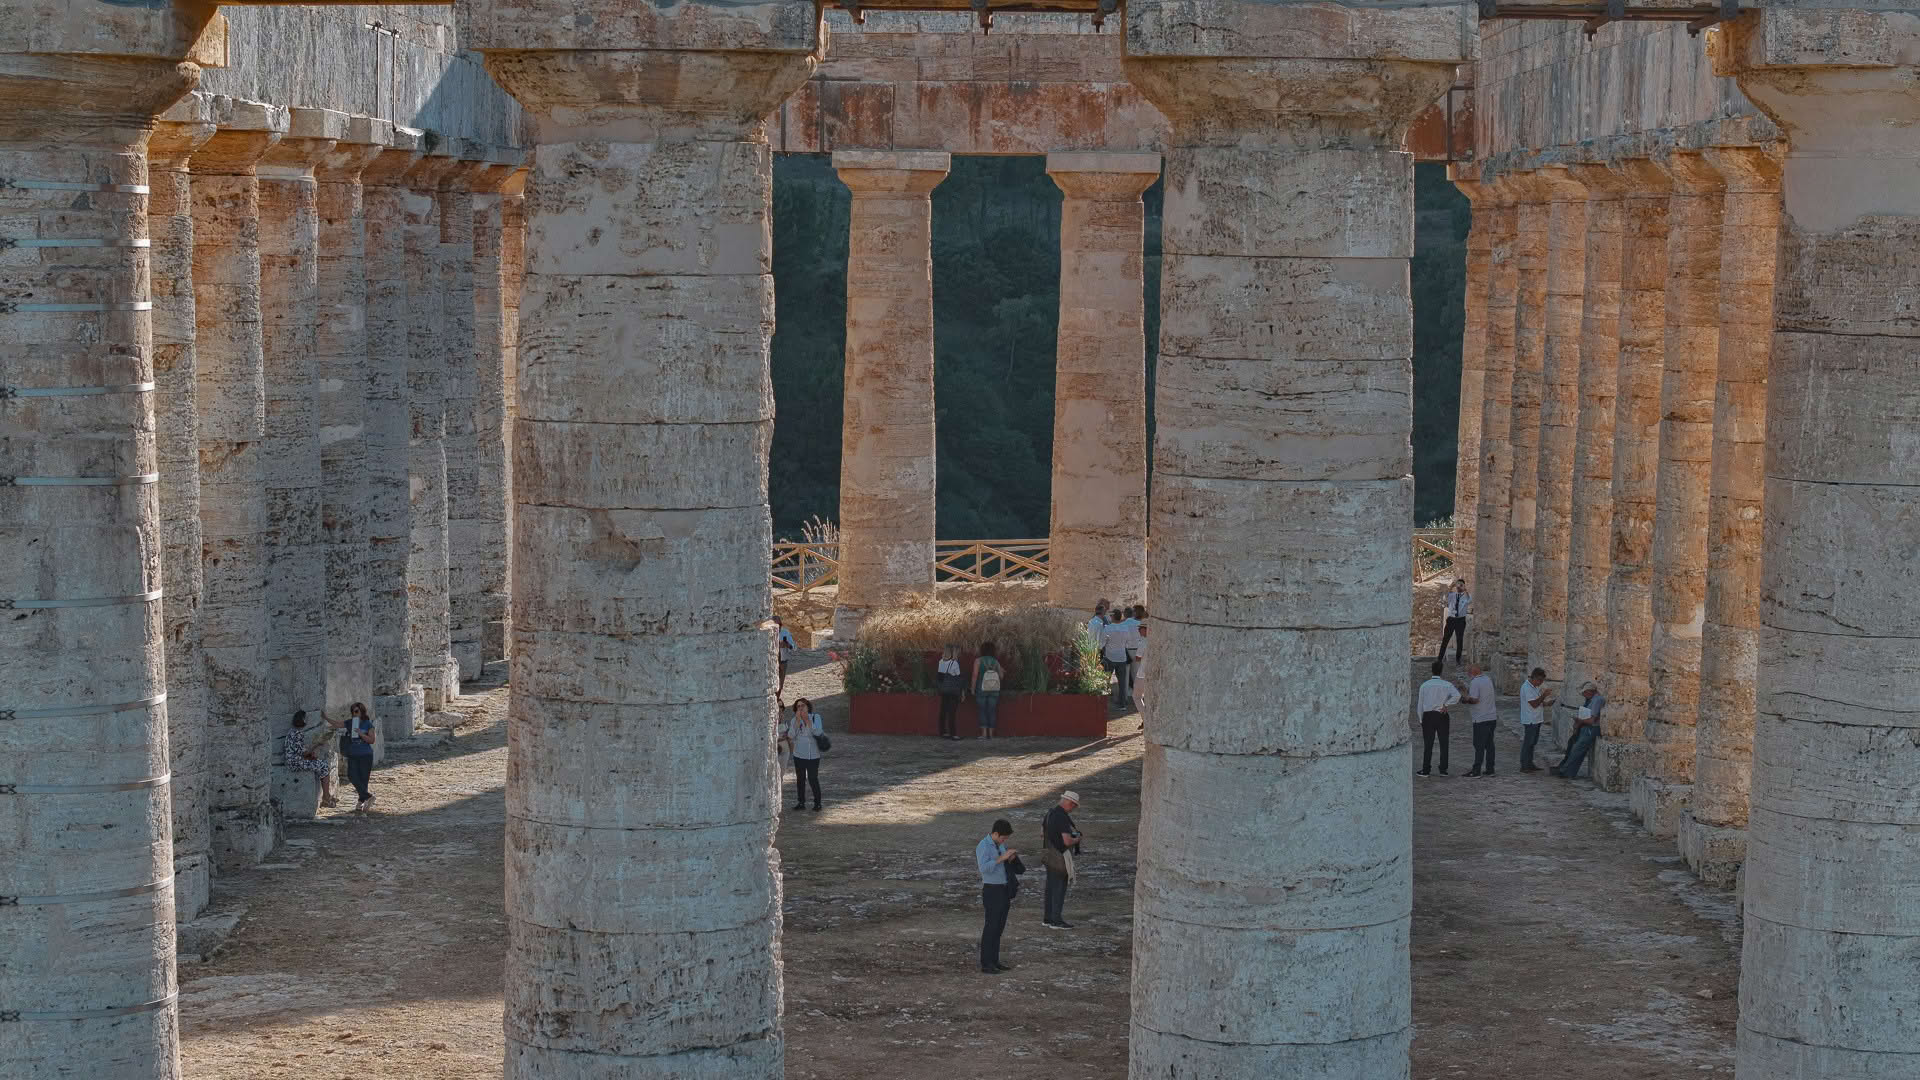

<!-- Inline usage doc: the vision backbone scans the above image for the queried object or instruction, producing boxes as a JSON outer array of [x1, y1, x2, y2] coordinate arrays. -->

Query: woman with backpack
[[936, 644, 965, 740], [779, 697, 826, 812], [972, 640, 1004, 739]]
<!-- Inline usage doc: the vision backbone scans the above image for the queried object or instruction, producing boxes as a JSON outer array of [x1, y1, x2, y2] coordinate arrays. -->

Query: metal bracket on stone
[[0, 694, 164, 724], [1584, 0, 1625, 37], [0, 237, 151, 251], [0, 300, 153, 314], [1, 473, 160, 487], [0, 588, 163, 611], [0, 382, 155, 402], [0, 994, 176, 1023], [840, 0, 866, 24], [0, 775, 169, 796], [1686, 0, 1740, 34], [971, 0, 993, 32], [1091, 0, 1119, 30], [0, 177, 149, 195]]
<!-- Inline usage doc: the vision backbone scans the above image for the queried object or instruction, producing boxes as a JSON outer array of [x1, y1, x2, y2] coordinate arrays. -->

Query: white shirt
[[1519, 682, 1550, 726], [1445, 590, 1472, 618], [1417, 676, 1461, 715], [1466, 674, 1497, 724], [1102, 621, 1135, 662], [783, 712, 823, 760], [937, 657, 961, 677]]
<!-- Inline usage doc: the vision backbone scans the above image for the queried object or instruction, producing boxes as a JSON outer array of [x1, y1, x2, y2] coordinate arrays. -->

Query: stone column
[[258, 108, 345, 820], [499, 167, 526, 652], [1633, 151, 1724, 837], [1497, 172, 1551, 688], [1470, 177, 1520, 671], [1678, 144, 1780, 889], [1527, 166, 1588, 724], [1596, 159, 1671, 792], [1121, 6, 1464, 1069], [150, 95, 217, 922], [1043, 151, 1160, 614], [1447, 165, 1490, 588], [404, 142, 461, 713], [190, 100, 288, 868], [466, 150, 524, 675], [442, 143, 491, 683], [0, 50, 205, 1079], [313, 117, 392, 731], [472, 30, 821, 1074], [1726, 19, 1920, 1076], [1559, 161, 1628, 704], [829, 149, 950, 640], [360, 130, 426, 746]]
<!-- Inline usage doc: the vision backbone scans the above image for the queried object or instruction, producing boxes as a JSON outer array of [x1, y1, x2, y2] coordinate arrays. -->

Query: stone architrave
[[467, 12, 823, 1072], [1595, 158, 1671, 793], [0, 46, 209, 1079], [829, 149, 951, 640], [1043, 150, 1160, 615], [360, 130, 426, 747], [150, 94, 217, 922], [257, 107, 345, 821], [1470, 177, 1520, 671], [1122, 0, 1467, 1069], [190, 99, 289, 869], [1526, 165, 1588, 731], [1633, 150, 1723, 838], [1497, 171, 1550, 689], [1447, 165, 1490, 590], [1559, 161, 1628, 707], [1678, 143, 1780, 889], [466, 149, 525, 675], [1726, 21, 1920, 1077], [443, 141, 493, 683], [313, 117, 393, 733]]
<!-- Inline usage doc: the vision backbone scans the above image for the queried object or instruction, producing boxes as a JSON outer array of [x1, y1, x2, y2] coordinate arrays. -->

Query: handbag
[[815, 733, 831, 753]]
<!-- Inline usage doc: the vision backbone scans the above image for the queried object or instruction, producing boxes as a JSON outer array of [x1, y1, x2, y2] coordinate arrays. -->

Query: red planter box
[[848, 693, 1109, 738]]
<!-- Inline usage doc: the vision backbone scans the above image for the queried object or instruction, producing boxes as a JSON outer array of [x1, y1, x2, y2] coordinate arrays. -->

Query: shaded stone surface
[[1469, 180, 1519, 677], [1497, 172, 1549, 690]]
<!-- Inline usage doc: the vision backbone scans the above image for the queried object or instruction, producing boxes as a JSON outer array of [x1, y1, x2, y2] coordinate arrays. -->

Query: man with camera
[[1041, 791, 1083, 929]]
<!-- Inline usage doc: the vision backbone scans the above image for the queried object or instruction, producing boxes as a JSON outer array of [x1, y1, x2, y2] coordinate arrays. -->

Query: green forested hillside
[[769, 155, 1466, 540]]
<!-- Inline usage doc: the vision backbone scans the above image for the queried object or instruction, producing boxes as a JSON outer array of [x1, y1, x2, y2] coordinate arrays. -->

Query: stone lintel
[[315, 116, 397, 183], [152, 92, 219, 168], [189, 98, 289, 174], [259, 109, 350, 177], [1123, 0, 1475, 65], [456, 0, 820, 55], [1045, 150, 1163, 176]]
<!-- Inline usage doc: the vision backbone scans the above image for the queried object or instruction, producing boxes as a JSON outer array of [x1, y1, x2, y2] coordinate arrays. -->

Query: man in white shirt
[[1101, 612, 1136, 709], [1416, 660, 1463, 777], [1519, 667, 1555, 772], [1462, 661, 1499, 776], [1440, 579, 1471, 666]]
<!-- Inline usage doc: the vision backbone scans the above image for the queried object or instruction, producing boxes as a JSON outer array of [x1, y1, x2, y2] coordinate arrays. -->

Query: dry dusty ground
[[179, 652, 1739, 1079]]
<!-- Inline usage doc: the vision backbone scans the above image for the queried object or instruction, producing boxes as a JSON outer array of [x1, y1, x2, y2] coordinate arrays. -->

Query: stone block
[[1631, 776, 1689, 838], [1678, 814, 1745, 891]]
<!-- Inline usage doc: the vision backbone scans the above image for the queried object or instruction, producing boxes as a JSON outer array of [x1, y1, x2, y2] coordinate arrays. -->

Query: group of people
[[935, 640, 1009, 739], [1088, 600, 1146, 710], [974, 790, 1085, 974], [282, 704, 381, 811]]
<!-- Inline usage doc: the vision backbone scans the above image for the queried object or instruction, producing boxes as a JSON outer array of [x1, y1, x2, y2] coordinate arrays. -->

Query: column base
[[174, 855, 212, 923], [416, 656, 460, 711], [831, 605, 869, 644], [454, 638, 483, 682], [1593, 740, 1648, 793], [483, 618, 508, 665], [375, 689, 424, 750], [209, 804, 281, 873], [1630, 777, 1690, 838], [1678, 814, 1746, 891]]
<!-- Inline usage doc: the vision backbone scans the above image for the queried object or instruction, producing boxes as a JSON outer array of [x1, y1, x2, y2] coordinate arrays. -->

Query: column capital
[[832, 149, 951, 194], [1610, 157, 1674, 198], [403, 137, 462, 191], [189, 98, 288, 175], [152, 91, 217, 170], [1538, 163, 1589, 203], [482, 49, 817, 142], [1045, 151, 1162, 199], [1654, 148, 1723, 195], [315, 116, 395, 183], [1701, 143, 1783, 193], [468, 147, 528, 194], [360, 127, 424, 188], [259, 107, 349, 178], [1566, 161, 1634, 200]]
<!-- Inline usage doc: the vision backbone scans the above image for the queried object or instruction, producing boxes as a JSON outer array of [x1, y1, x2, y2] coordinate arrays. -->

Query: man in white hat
[[1040, 791, 1082, 929], [1552, 681, 1605, 779]]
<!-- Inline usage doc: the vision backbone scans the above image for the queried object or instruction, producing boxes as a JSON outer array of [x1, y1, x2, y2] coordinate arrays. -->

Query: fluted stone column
[[150, 95, 216, 922], [1727, 21, 1920, 1076], [313, 117, 392, 731], [466, 151, 523, 674], [1044, 151, 1159, 614], [0, 50, 207, 1080], [830, 150, 950, 640], [1122, 5, 1465, 1068], [442, 144, 491, 683], [1596, 159, 1671, 792], [1527, 166, 1588, 730], [1633, 151, 1724, 838], [1470, 178, 1520, 672], [404, 143, 461, 713], [1559, 161, 1628, 704], [471, 27, 822, 1073], [360, 131, 425, 746], [1498, 172, 1551, 688], [190, 100, 288, 868], [258, 107, 344, 820], [499, 167, 526, 652], [1678, 144, 1780, 889], [1447, 166, 1490, 588]]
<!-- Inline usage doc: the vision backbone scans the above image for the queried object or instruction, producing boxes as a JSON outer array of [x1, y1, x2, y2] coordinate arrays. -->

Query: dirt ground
[[178, 651, 1739, 1078]]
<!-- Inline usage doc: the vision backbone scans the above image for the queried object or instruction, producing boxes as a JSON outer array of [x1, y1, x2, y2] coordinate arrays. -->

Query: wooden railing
[[1413, 527, 1458, 584]]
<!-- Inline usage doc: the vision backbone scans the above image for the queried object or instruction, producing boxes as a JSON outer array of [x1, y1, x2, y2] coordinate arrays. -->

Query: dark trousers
[[980, 883, 1011, 970], [1439, 616, 1468, 662], [1521, 723, 1543, 770], [1420, 711, 1451, 773], [345, 754, 373, 801], [938, 692, 960, 737], [793, 756, 820, 807], [1557, 725, 1599, 778], [1044, 867, 1070, 924], [1471, 719, 1498, 773]]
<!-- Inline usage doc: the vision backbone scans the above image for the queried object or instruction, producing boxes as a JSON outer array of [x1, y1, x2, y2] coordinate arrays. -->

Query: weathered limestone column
[[470, 21, 822, 1073], [1470, 177, 1520, 671], [1726, 22, 1920, 1076], [1526, 166, 1588, 724], [1596, 159, 1671, 792], [0, 48, 207, 1079], [1633, 151, 1724, 837], [258, 107, 344, 819], [404, 142, 461, 713], [313, 117, 392, 726], [499, 167, 526, 655], [1122, 2, 1465, 1068], [829, 149, 950, 640], [442, 143, 490, 683], [1678, 144, 1780, 889], [1447, 165, 1490, 587], [360, 131, 425, 744], [465, 150, 524, 674], [150, 95, 216, 922], [1043, 151, 1160, 614], [1497, 172, 1550, 688], [1559, 161, 1628, 703], [190, 100, 288, 867]]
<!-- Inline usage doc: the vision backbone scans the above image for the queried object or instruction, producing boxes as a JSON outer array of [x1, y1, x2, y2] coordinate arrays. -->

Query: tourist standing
[[1463, 661, 1499, 777], [976, 818, 1018, 974], [340, 701, 377, 811], [1041, 791, 1082, 929], [1101, 614, 1134, 709], [1130, 607, 1149, 718], [780, 698, 825, 811], [1553, 681, 1605, 779], [774, 616, 797, 698], [1519, 668, 1554, 772], [1440, 579, 1471, 665], [1416, 660, 1462, 777], [283, 710, 339, 808], [972, 642, 1003, 738], [936, 644, 965, 740]]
